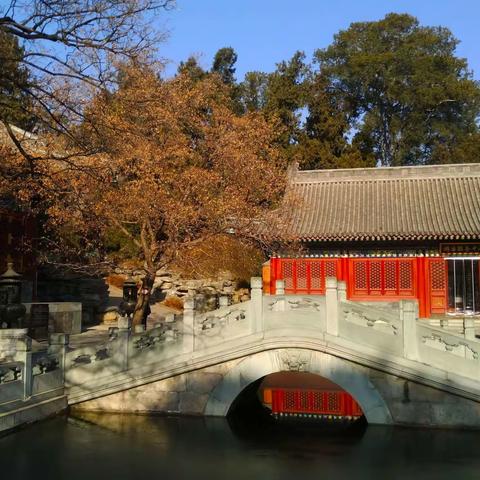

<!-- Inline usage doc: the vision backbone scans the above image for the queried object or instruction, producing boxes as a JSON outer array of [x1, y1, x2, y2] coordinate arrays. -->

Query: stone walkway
[[33, 284, 182, 350]]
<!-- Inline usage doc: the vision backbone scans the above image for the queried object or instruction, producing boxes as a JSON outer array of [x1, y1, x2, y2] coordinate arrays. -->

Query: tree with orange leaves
[[32, 65, 290, 325]]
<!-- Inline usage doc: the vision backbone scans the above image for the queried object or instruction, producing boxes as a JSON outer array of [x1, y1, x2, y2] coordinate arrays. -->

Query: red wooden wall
[[266, 257, 447, 318]]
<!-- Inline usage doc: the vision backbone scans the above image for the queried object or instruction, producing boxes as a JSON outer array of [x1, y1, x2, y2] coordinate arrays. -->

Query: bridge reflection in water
[[1, 413, 480, 480]]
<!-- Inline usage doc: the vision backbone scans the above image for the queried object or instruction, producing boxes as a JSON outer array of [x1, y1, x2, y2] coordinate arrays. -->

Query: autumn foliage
[[11, 66, 290, 323]]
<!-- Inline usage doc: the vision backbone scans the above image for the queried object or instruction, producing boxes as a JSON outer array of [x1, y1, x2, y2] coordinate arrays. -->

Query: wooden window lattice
[[430, 260, 446, 290], [399, 262, 413, 290], [277, 259, 338, 294], [384, 261, 397, 291], [310, 261, 323, 291], [354, 261, 368, 290], [351, 258, 415, 298], [296, 261, 308, 290], [370, 262, 382, 291], [325, 261, 337, 277], [282, 261, 294, 290]]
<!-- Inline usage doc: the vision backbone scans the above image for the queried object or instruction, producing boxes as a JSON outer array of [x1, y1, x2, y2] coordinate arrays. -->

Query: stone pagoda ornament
[[0, 262, 26, 328]]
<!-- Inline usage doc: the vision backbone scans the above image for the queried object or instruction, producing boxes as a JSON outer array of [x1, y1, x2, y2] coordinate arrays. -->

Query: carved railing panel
[[196, 306, 247, 334], [338, 300, 403, 355], [340, 301, 401, 336], [65, 336, 117, 371], [32, 351, 60, 376], [416, 323, 480, 380], [131, 324, 179, 351], [267, 296, 322, 313], [418, 324, 480, 361], [0, 362, 22, 384]]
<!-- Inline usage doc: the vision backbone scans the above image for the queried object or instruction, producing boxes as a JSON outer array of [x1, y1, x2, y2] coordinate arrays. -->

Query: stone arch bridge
[[3, 278, 480, 430]]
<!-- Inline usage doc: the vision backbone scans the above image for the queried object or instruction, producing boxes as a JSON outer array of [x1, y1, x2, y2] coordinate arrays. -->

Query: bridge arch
[[205, 348, 393, 425]]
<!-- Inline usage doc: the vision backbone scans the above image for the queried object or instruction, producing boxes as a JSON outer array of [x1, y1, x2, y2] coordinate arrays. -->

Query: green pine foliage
[[0, 30, 36, 130], [199, 14, 480, 169], [315, 13, 480, 166]]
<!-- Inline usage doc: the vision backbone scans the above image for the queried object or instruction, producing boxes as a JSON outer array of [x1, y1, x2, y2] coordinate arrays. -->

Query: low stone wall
[[0, 331, 68, 434], [24, 302, 82, 335]]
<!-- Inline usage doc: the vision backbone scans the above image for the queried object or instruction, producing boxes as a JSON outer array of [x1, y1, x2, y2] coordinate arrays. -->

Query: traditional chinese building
[[264, 163, 480, 319]]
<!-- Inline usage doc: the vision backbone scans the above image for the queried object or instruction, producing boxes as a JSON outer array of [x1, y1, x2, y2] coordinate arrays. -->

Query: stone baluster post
[[116, 316, 131, 371], [337, 280, 347, 303], [219, 295, 230, 307], [250, 277, 263, 333], [272, 279, 287, 312], [464, 317, 476, 340], [463, 317, 476, 360], [325, 277, 339, 336], [275, 279, 285, 295], [401, 300, 419, 361], [15, 334, 33, 399], [183, 296, 195, 353], [48, 333, 69, 381]]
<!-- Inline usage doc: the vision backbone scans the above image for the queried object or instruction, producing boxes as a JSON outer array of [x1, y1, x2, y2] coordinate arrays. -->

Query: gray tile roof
[[289, 163, 480, 241]]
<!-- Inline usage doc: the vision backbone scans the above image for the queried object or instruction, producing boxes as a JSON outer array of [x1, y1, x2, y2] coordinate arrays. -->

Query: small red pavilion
[[263, 163, 480, 319]]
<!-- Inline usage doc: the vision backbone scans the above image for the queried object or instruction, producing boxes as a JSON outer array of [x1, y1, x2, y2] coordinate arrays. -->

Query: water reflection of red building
[[264, 164, 480, 319], [260, 373, 363, 420]]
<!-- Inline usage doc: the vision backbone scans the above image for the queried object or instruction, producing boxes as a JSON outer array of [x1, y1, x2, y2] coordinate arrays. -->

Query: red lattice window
[[350, 258, 416, 298], [399, 261, 413, 293], [276, 258, 339, 294], [429, 258, 447, 314], [370, 261, 382, 294], [310, 261, 323, 291], [430, 260, 446, 290], [354, 261, 368, 291], [325, 260, 337, 278], [296, 260, 308, 290], [384, 261, 397, 293], [281, 260, 294, 290]]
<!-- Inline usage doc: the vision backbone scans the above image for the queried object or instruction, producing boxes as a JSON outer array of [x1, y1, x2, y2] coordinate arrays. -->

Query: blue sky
[[160, 0, 480, 79]]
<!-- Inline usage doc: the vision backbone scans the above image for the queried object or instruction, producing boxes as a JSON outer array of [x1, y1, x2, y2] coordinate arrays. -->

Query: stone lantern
[[0, 262, 26, 328], [119, 277, 138, 318]]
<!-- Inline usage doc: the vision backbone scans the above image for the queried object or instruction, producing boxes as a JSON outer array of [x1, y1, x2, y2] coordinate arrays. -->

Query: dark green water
[[1, 414, 480, 480]]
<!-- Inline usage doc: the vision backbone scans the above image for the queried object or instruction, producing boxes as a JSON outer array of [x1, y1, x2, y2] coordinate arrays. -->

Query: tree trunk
[[132, 273, 155, 327]]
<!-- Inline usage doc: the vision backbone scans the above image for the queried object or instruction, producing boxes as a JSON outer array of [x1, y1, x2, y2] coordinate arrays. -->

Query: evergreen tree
[[212, 47, 238, 84], [239, 71, 268, 112], [298, 74, 374, 169], [0, 30, 36, 130], [177, 56, 206, 82], [263, 51, 309, 152], [315, 13, 480, 166]]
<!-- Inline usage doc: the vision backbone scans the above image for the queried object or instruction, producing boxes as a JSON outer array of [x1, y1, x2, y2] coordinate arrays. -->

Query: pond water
[[1, 413, 480, 480]]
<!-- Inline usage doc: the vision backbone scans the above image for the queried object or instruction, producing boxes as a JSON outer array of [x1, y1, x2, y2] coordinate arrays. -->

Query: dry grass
[[106, 274, 126, 289], [163, 295, 184, 311]]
